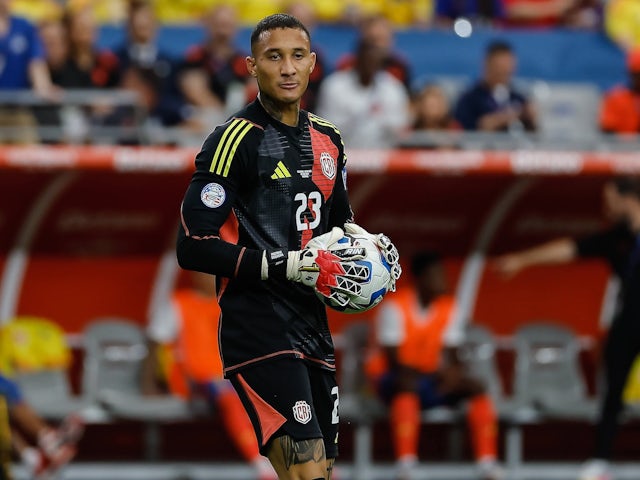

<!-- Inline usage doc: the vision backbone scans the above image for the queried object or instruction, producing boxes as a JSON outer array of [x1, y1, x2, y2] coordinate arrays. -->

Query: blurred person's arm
[[140, 339, 164, 396], [142, 299, 180, 395], [476, 106, 523, 131], [29, 59, 60, 101], [495, 237, 578, 277]]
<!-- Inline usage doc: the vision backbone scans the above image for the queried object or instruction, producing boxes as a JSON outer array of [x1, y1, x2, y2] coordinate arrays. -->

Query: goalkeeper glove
[[344, 222, 402, 291], [261, 227, 369, 299]]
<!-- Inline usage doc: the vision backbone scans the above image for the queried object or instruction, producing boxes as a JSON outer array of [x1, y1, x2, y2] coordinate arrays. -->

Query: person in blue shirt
[[0, 0, 55, 95], [454, 40, 536, 132], [0, 0, 57, 143]]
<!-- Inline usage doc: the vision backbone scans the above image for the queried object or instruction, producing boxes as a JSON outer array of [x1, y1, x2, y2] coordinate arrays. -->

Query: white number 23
[[294, 191, 321, 231]]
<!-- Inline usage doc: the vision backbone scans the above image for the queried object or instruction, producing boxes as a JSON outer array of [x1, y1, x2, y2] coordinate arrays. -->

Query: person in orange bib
[[367, 251, 502, 480], [142, 271, 276, 480]]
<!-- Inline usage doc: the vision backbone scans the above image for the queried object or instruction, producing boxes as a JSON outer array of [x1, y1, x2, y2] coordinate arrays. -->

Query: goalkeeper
[[176, 13, 400, 480]]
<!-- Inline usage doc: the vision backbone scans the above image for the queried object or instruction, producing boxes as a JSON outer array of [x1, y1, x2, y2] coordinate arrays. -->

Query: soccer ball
[[316, 233, 395, 314]]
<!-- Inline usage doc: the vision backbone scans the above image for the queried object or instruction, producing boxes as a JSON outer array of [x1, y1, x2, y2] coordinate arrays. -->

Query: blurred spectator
[[53, 4, 118, 88], [604, 0, 640, 52], [366, 252, 503, 480], [0, 375, 83, 479], [66, 0, 127, 24], [454, 40, 536, 132], [0, 0, 58, 143], [382, 0, 433, 28], [178, 4, 253, 129], [561, 0, 602, 29], [110, 0, 186, 130], [495, 177, 640, 480], [599, 48, 640, 135], [433, 0, 506, 27], [10, 0, 61, 23], [141, 271, 277, 480], [411, 83, 459, 131], [154, 0, 211, 24], [336, 14, 412, 92], [285, 1, 327, 112], [316, 39, 410, 148], [503, 0, 583, 28]]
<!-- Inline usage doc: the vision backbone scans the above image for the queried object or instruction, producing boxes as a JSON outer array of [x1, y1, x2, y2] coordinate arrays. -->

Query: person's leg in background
[[436, 366, 502, 480], [580, 319, 640, 480], [0, 375, 79, 476]]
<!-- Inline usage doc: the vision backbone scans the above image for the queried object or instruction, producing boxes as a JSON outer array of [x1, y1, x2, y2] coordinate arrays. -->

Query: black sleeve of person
[[176, 120, 263, 282], [575, 226, 618, 259]]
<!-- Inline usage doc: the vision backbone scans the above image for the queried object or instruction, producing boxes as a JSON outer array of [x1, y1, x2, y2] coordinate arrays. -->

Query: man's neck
[[259, 93, 299, 127]]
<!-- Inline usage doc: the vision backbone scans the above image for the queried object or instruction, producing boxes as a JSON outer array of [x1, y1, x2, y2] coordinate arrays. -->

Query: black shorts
[[229, 358, 339, 458]]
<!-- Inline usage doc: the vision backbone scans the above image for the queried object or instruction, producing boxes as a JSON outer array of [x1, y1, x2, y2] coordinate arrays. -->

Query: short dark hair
[[485, 40, 513, 58], [612, 176, 640, 199], [410, 251, 442, 277], [250, 14, 310, 54]]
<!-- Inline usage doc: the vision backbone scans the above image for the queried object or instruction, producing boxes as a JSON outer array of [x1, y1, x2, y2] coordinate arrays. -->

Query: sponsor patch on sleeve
[[200, 182, 226, 208]]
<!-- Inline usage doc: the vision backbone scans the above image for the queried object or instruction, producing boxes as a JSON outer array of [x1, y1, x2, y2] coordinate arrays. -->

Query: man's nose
[[281, 56, 296, 75]]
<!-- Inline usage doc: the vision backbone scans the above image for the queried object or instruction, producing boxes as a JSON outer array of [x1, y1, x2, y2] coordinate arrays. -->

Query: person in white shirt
[[316, 39, 409, 148]]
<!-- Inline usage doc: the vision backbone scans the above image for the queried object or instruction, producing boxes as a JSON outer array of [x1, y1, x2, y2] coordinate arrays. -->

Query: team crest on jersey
[[292, 400, 312, 424], [319, 152, 336, 180], [200, 182, 225, 208]]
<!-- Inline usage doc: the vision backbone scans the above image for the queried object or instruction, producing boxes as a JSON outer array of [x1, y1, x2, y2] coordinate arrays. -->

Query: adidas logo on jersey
[[271, 161, 291, 179]]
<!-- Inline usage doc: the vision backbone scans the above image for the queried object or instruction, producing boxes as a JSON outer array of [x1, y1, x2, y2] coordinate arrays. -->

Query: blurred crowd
[[0, 0, 639, 146]]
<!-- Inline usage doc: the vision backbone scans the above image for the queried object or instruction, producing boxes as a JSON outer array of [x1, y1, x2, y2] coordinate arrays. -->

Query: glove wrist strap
[[265, 248, 288, 280]]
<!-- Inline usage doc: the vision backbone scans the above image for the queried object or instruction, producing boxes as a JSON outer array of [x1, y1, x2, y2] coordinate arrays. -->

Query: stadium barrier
[[1, 145, 639, 470]]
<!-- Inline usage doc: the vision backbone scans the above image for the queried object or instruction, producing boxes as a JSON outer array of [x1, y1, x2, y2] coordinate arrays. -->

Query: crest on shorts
[[319, 152, 336, 180], [292, 400, 312, 424]]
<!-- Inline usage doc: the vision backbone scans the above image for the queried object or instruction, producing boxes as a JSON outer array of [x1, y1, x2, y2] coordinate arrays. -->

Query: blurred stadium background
[[2, 0, 640, 479]]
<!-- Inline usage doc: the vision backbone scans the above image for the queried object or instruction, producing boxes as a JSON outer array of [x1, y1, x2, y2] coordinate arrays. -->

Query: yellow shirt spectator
[[605, 0, 640, 51], [11, 0, 62, 22], [154, 0, 213, 23]]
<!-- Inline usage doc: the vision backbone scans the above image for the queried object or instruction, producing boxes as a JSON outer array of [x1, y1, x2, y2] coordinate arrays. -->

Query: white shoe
[[477, 458, 504, 480], [579, 459, 612, 480], [395, 456, 417, 480]]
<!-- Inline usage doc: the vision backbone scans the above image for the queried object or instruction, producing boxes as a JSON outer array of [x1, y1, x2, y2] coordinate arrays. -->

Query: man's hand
[[286, 227, 369, 300], [494, 253, 527, 278], [344, 222, 402, 291]]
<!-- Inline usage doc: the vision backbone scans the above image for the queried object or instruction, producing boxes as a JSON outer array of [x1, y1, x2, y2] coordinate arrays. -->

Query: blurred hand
[[494, 253, 526, 278]]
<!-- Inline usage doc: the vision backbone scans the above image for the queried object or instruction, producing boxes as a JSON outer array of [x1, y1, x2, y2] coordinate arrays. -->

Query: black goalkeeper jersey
[[177, 99, 353, 375]]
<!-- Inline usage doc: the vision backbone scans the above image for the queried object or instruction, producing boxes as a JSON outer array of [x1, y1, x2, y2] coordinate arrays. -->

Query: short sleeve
[[442, 304, 465, 347]]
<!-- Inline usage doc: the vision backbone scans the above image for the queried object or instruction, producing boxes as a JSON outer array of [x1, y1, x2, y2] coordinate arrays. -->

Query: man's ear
[[246, 56, 257, 77]]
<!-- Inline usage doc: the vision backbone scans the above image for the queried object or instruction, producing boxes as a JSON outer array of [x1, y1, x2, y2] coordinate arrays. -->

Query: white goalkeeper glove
[[261, 227, 369, 300], [344, 222, 402, 291]]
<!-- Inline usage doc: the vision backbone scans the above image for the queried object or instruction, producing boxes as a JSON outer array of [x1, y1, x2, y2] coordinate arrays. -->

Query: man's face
[[207, 6, 236, 43], [130, 5, 156, 43], [417, 263, 448, 299], [247, 28, 316, 106], [603, 182, 628, 223], [485, 51, 516, 85]]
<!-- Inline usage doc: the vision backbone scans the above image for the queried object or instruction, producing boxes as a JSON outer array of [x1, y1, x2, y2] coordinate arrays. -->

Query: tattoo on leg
[[327, 458, 335, 479], [278, 437, 325, 470]]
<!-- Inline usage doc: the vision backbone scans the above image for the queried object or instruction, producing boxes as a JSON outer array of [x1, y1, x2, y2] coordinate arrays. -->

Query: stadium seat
[[512, 322, 597, 420], [529, 81, 601, 145], [81, 318, 194, 422]]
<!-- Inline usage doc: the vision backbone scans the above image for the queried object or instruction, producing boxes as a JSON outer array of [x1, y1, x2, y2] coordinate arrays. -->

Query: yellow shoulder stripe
[[210, 119, 254, 176], [308, 113, 341, 135]]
